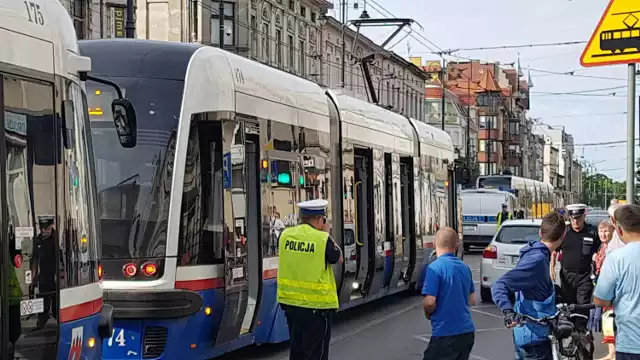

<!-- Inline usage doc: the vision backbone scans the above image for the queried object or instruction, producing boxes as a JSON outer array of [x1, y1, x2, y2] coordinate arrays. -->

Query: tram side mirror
[[111, 99, 137, 148]]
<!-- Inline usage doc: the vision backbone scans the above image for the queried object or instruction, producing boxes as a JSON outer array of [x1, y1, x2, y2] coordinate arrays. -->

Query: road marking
[[471, 304, 496, 309], [330, 300, 422, 344], [470, 308, 503, 319]]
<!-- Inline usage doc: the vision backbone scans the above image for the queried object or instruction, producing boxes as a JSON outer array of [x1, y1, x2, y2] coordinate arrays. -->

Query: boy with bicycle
[[491, 212, 567, 359]]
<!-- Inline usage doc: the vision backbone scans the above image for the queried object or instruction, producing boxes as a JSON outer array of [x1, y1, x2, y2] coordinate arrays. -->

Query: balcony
[[478, 129, 500, 140], [506, 152, 521, 166], [477, 151, 500, 163], [507, 133, 523, 144]]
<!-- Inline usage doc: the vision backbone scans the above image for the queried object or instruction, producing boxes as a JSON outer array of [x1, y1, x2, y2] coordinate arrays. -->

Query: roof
[[478, 67, 501, 92]]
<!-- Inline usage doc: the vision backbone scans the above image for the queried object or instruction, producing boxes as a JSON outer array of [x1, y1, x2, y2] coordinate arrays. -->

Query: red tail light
[[123, 263, 137, 277], [141, 262, 158, 276], [482, 245, 498, 259], [98, 264, 104, 280]]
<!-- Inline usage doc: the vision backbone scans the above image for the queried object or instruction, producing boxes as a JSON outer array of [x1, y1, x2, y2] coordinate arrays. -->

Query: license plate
[[463, 225, 476, 232], [102, 321, 142, 358]]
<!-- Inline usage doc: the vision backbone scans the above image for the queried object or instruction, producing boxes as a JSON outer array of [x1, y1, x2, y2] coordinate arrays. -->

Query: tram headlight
[[87, 337, 96, 348]]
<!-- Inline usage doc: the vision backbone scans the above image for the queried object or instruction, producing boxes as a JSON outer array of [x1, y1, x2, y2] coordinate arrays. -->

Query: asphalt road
[[217, 252, 610, 360]]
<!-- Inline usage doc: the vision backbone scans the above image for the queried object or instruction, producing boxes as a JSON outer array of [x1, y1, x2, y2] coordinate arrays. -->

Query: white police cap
[[566, 203, 587, 218], [297, 199, 329, 216]]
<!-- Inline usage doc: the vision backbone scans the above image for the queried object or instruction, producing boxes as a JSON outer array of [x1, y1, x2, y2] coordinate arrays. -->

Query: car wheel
[[480, 286, 492, 303]]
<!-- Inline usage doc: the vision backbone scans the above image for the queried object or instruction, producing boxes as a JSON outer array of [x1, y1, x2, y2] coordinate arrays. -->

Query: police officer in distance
[[277, 199, 343, 360], [551, 204, 600, 329]]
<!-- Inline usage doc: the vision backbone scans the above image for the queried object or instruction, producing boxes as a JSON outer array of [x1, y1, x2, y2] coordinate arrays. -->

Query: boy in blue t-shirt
[[422, 227, 475, 360]]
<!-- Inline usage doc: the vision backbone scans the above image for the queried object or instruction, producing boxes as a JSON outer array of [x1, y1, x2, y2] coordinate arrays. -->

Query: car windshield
[[86, 77, 182, 259], [586, 214, 609, 227], [496, 225, 540, 244]]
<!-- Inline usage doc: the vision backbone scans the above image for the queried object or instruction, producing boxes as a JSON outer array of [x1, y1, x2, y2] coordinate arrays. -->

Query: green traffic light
[[299, 176, 305, 185], [277, 173, 291, 184]]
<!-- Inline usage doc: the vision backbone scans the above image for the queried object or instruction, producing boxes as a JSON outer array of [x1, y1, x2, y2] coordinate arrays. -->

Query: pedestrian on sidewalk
[[421, 227, 476, 360], [594, 204, 640, 360], [588, 219, 616, 360], [492, 211, 567, 359]]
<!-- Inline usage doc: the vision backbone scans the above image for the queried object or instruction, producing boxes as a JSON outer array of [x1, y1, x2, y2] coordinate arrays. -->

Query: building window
[[479, 115, 497, 129], [262, 24, 270, 61], [211, 1, 235, 46], [479, 140, 495, 153], [275, 29, 282, 67], [311, 12, 316, 23], [509, 166, 520, 176], [479, 163, 497, 176], [299, 40, 305, 75], [509, 122, 520, 135], [70, 0, 85, 39], [300, 5, 306, 17], [288, 35, 294, 70], [250, 15, 258, 57], [288, 0, 294, 11]]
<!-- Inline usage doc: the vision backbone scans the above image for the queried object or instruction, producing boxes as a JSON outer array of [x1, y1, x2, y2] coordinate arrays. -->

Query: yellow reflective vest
[[8, 261, 22, 306], [277, 224, 339, 310], [497, 211, 513, 228]]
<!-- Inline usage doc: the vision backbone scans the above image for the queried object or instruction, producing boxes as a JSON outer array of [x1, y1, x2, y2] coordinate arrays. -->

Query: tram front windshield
[[86, 78, 181, 261], [477, 176, 512, 190]]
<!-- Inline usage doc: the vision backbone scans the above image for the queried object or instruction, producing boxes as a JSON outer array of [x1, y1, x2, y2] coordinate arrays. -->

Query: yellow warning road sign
[[580, 0, 640, 67]]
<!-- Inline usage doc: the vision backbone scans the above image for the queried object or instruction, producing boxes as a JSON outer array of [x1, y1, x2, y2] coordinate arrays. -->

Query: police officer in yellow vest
[[277, 199, 343, 360], [497, 203, 513, 228]]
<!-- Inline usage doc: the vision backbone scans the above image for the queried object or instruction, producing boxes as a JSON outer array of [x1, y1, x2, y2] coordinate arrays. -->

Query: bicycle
[[518, 303, 596, 360]]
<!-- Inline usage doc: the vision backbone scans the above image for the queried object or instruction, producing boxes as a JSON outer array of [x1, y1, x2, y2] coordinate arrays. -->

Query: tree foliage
[[582, 171, 632, 207]]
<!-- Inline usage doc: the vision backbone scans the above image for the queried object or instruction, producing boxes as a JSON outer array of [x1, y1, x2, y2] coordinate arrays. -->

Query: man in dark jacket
[[491, 212, 567, 359]]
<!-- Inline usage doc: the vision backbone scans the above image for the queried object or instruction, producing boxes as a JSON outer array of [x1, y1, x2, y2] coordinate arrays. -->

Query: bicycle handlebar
[[517, 303, 596, 324]]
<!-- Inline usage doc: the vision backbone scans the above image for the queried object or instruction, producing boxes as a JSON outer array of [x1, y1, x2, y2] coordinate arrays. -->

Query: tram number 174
[[107, 328, 127, 347]]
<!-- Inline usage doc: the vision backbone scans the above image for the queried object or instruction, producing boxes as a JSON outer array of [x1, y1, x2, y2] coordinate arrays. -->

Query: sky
[[328, 0, 635, 182]]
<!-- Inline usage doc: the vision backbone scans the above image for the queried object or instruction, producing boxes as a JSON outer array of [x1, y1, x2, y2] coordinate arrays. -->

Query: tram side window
[[177, 116, 225, 266], [58, 82, 100, 287], [3, 75, 59, 316]]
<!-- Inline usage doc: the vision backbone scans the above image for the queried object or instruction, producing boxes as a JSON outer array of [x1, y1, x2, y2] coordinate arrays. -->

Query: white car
[[479, 219, 561, 303]]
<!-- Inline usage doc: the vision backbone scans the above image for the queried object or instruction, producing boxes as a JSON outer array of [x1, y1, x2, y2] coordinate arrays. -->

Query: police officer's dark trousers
[[560, 269, 593, 329], [282, 304, 333, 360]]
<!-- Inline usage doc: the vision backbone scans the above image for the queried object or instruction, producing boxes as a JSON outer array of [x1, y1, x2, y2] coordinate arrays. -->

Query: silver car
[[479, 219, 561, 303]]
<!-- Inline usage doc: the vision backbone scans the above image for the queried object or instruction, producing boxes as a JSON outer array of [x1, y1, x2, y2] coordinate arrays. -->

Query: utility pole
[[218, 1, 225, 48], [627, 64, 636, 203], [440, 57, 446, 131], [466, 60, 472, 167], [340, 0, 347, 87], [125, 0, 135, 38]]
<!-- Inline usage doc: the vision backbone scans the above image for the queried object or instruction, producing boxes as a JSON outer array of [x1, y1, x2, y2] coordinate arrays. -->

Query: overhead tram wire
[[529, 68, 628, 81]]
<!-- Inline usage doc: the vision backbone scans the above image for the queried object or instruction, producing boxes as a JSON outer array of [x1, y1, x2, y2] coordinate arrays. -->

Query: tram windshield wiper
[[116, 174, 140, 186]]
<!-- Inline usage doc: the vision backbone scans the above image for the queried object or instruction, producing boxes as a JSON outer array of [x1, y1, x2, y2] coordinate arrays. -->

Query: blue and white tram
[[0, 0, 123, 358], [79, 39, 459, 359]]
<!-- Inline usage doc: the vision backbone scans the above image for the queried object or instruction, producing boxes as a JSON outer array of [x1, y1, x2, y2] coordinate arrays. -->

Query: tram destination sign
[[581, 0, 640, 67]]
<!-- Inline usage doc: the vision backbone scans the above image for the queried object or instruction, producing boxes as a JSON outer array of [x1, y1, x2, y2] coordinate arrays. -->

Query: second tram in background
[[476, 175, 554, 218], [80, 39, 461, 359]]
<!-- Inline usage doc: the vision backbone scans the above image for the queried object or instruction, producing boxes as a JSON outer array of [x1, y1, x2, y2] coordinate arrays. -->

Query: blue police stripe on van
[[463, 216, 498, 223]]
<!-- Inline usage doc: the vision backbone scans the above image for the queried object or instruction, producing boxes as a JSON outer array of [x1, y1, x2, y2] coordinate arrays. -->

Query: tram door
[[216, 121, 261, 345], [0, 74, 59, 358], [397, 157, 416, 286], [351, 148, 374, 298]]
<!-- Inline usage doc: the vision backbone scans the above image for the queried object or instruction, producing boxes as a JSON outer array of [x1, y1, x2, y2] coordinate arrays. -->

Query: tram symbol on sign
[[581, 0, 640, 67]]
